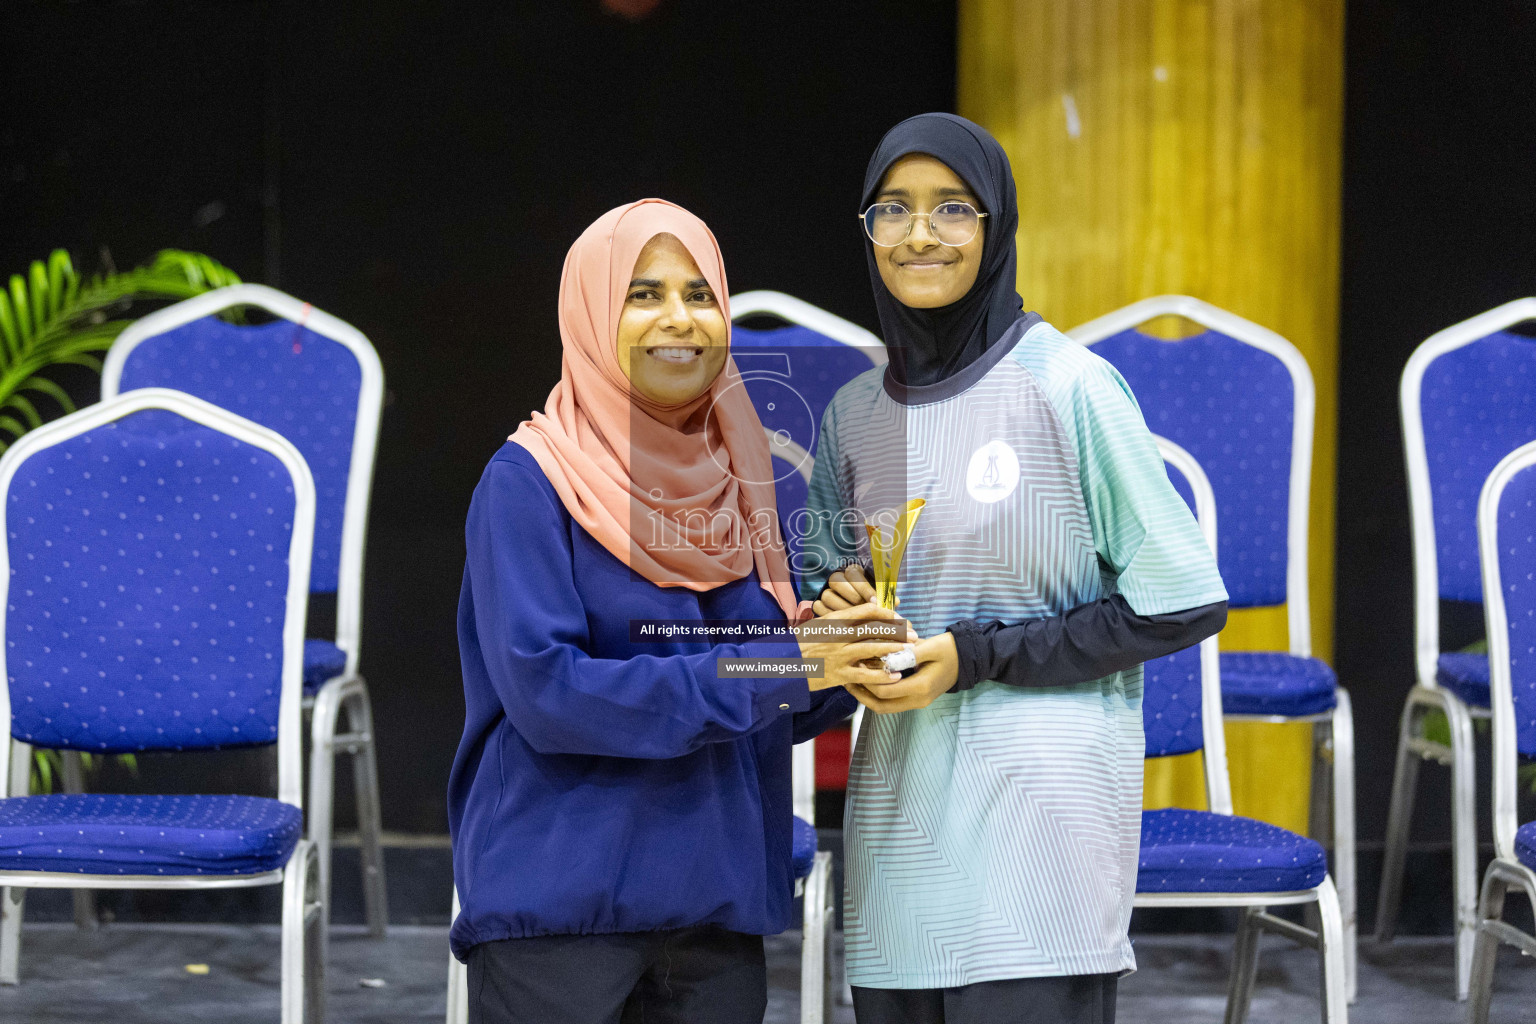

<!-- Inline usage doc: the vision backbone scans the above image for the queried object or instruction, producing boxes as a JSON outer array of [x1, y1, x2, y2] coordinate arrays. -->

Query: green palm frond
[[31, 749, 53, 795], [145, 249, 244, 293], [29, 748, 139, 795], [0, 248, 241, 450]]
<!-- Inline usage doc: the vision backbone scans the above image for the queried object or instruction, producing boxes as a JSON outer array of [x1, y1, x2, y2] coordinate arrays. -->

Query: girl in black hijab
[[804, 113, 1230, 1024], [861, 111, 1028, 388]]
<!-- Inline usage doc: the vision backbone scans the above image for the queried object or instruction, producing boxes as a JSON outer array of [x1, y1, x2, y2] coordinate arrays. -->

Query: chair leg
[[1308, 718, 1331, 845], [1223, 907, 1262, 1024], [2, 741, 29, 985], [59, 752, 98, 932], [306, 844, 326, 1024], [1330, 691, 1358, 1003], [0, 887, 24, 986], [345, 682, 389, 938], [282, 838, 325, 1024], [1446, 698, 1479, 1001], [801, 852, 833, 1024], [1316, 876, 1348, 1024], [447, 888, 468, 1024], [1466, 866, 1508, 1024], [1376, 694, 1424, 943], [308, 682, 342, 964]]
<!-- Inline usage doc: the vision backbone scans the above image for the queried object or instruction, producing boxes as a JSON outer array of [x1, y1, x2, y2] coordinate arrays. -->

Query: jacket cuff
[[753, 673, 812, 716], [742, 636, 812, 715]]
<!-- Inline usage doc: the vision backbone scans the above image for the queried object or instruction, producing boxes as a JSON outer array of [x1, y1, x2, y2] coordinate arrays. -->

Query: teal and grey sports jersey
[[800, 317, 1227, 988]]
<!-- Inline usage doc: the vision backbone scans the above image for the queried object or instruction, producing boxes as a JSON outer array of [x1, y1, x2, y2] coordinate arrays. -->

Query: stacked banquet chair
[[100, 284, 387, 951], [0, 388, 325, 1021], [1140, 437, 1348, 1023], [1070, 296, 1358, 1000], [1467, 438, 1536, 1022], [1376, 298, 1536, 999], [444, 291, 886, 1024]]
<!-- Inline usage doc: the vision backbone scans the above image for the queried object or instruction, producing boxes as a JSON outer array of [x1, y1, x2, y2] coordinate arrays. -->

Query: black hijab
[[861, 113, 1028, 388]]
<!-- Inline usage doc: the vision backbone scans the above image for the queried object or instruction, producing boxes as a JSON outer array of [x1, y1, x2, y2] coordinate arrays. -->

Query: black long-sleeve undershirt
[[816, 561, 1226, 692], [946, 595, 1228, 692]]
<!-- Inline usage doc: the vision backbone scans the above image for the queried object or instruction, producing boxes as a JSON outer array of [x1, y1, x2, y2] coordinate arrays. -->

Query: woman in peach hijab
[[448, 199, 906, 1024]]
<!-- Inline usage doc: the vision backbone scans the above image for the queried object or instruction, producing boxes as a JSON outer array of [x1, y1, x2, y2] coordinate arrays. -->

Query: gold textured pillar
[[960, 0, 1343, 831]]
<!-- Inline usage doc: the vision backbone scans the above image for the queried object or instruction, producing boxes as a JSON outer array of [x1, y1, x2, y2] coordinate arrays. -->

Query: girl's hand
[[845, 632, 958, 713]]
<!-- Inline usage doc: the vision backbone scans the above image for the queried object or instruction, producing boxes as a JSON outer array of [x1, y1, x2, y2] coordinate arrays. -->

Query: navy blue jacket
[[449, 442, 856, 958]]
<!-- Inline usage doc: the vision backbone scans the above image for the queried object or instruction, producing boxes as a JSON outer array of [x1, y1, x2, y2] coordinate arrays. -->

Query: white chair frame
[[1378, 297, 1536, 1000], [0, 388, 325, 1022], [1069, 295, 1357, 1000], [1142, 436, 1348, 1023], [447, 888, 467, 1024], [1154, 438, 1233, 817], [730, 290, 888, 364], [793, 777, 835, 1024], [103, 284, 389, 945], [1468, 439, 1536, 1023]]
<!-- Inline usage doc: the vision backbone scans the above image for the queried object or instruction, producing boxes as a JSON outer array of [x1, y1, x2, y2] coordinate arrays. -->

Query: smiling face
[[615, 232, 731, 408], [870, 153, 986, 309]]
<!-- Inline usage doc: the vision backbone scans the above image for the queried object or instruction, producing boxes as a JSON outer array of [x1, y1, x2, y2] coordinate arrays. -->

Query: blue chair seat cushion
[[1515, 821, 1536, 872], [1435, 652, 1490, 708], [0, 794, 302, 876], [303, 639, 348, 695], [792, 815, 817, 880], [1138, 808, 1328, 893], [1218, 652, 1338, 717]]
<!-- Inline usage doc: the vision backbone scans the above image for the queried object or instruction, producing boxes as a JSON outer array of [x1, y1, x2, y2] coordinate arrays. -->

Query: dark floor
[[0, 926, 1532, 1023]]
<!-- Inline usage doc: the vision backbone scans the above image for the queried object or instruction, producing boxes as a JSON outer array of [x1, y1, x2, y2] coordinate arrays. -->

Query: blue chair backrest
[[1418, 330, 1536, 603], [732, 324, 879, 456], [4, 408, 300, 753], [732, 323, 882, 566], [1143, 644, 1205, 758], [115, 316, 361, 594], [1142, 454, 1206, 758], [1490, 455, 1536, 758], [1091, 328, 1293, 608]]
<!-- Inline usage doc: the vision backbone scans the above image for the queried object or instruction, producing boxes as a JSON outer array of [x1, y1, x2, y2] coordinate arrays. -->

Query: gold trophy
[[865, 499, 925, 672]]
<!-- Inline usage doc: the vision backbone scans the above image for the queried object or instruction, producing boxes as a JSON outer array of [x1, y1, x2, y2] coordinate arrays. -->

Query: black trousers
[[467, 925, 766, 1024], [852, 973, 1118, 1024]]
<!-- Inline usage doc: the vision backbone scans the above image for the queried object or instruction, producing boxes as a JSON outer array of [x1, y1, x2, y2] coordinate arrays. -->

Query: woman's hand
[[812, 564, 879, 616], [793, 604, 912, 692], [845, 631, 959, 713]]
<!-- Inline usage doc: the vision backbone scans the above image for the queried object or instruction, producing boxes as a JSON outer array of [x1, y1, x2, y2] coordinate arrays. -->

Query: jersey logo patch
[[966, 439, 1020, 503]]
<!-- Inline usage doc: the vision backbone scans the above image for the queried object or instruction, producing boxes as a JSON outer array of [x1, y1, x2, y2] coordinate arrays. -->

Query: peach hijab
[[509, 199, 802, 621]]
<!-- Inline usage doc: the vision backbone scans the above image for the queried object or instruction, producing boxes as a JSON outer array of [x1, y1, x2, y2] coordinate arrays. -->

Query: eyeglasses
[[858, 201, 988, 247]]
